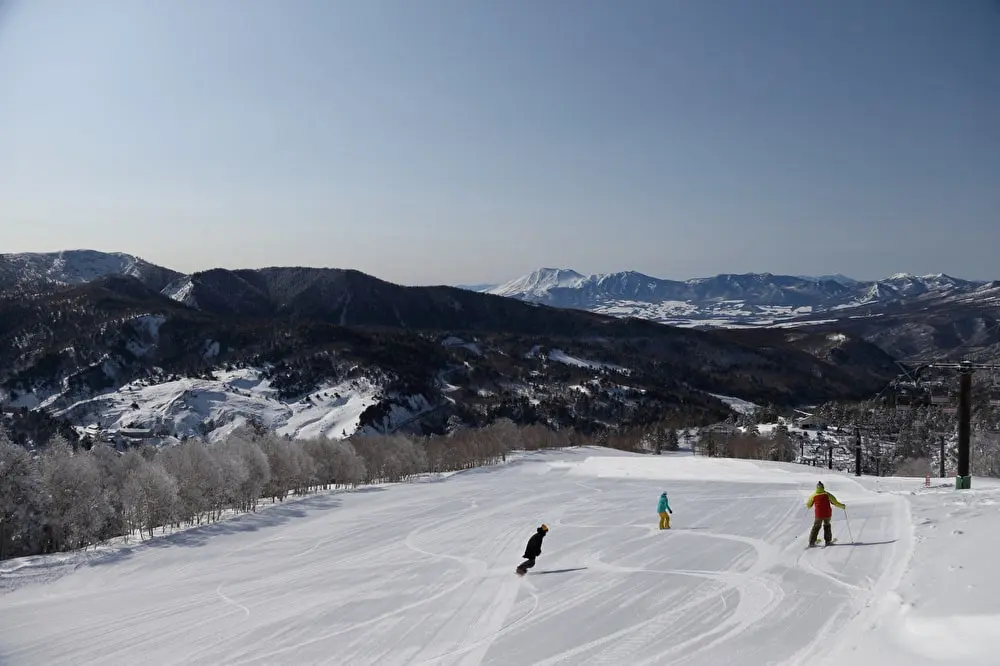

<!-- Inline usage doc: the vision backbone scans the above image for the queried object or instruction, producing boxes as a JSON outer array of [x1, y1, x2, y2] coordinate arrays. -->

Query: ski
[[805, 537, 838, 549]]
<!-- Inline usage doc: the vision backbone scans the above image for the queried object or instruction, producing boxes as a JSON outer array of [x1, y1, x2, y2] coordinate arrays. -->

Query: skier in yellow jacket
[[805, 481, 845, 547]]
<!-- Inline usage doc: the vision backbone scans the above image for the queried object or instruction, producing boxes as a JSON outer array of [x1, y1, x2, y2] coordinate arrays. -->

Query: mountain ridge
[[0, 265, 900, 445], [3, 250, 996, 365], [482, 267, 995, 330], [0, 250, 183, 294]]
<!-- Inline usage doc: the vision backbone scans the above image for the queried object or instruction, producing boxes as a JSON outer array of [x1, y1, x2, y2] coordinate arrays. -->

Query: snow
[[769, 318, 840, 329], [3, 446, 995, 665], [124, 314, 166, 358], [52, 368, 383, 442], [440, 336, 483, 356], [547, 349, 626, 372], [708, 392, 759, 415], [0, 250, 157, 285], [829, 476, 1000, 665], [276, 382, 382, 440], [163, 277, 198, 306], [485, 268, 993, 330], [591, 299, 699, 318], [489, 268, 586, 299]]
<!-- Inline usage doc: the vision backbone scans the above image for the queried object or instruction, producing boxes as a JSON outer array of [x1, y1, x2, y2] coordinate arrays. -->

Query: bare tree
[[212, 444, 250, 519], [90, 443, 130, 541], [230, 437, 271, 511], [0, 417, 609, 559], [971, 431, 1000, 478], [160, 439, 221, 525], [895, 457, 933, 478], [39, 437, 109, 552], [303, 437, 339, 490], [329, 440, 366, 488], [0, 437, 46, 560], [257, 435, 314, 500], [121, 457, 179, 539]]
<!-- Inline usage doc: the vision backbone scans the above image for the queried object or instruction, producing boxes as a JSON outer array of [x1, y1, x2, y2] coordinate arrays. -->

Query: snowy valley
[[0, 252, 903, 448]]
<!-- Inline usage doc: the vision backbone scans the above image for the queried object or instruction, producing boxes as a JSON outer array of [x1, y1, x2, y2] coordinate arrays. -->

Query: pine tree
[[666, 428, 680, 451]]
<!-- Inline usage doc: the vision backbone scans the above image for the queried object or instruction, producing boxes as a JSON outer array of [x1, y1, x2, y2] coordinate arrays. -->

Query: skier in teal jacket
[[657, 491, 673, 529]]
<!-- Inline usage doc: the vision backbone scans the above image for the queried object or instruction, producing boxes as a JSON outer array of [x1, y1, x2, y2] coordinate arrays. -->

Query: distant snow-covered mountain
[[482, 268, 993, 328], [488, 268, 588, 300], [0, 250, 182, 293]]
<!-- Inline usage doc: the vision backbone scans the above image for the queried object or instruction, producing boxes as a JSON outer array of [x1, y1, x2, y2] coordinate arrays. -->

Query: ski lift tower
[[905, 359, 1000, 489]]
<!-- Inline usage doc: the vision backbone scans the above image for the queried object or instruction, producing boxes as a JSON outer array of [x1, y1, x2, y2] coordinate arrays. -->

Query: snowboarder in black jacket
[[516, 524, 548, 575]]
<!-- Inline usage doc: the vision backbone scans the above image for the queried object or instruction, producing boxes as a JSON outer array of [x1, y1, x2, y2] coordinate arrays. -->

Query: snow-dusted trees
[[476, 418, 519, 464], [328, 440, 366, 488], [0, 418, 593, 561], [90, 443, 131, 539], [0, 436, 46, 560], [160, 439, 220, 525], [971, 432, 1000, 478], [258, 435, 315, 501], [303, 437, 341, 489], [122, 456, 179, 539], [218, 436, 270, 512], [39, 437, 109, 552], [769, 425, 796, 463], [638, 423, 681, 455], [386, 435, 428, 482], [349, 434, 427, 483]]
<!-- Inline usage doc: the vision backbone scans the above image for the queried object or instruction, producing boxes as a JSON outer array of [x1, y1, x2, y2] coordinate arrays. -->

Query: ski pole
[[843, 508, 854, 544]]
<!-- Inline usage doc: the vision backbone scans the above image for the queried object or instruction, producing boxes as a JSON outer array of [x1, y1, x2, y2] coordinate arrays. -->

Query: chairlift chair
[[929, 385, 950, 405], [892, 380, 925, 412]]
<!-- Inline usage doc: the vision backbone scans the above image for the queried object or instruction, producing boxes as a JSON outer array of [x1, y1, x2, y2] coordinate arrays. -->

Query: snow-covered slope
[[162, 276, 198, 307], [3, 447, 995, 665], [51, 368, 388, 443], [0, 250, 181, 292]]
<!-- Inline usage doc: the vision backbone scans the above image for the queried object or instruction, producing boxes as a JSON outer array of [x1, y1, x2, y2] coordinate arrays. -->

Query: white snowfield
[[51, 369, 386, 443], [2, 447, 998, 665]]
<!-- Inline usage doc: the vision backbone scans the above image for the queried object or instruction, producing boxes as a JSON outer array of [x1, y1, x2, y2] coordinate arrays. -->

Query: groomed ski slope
[[0, 447, 996, 665]]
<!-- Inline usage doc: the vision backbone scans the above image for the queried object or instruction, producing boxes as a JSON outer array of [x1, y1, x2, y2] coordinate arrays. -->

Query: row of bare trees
[[0, 418, 617, 561], [694, 426, 797, 462]]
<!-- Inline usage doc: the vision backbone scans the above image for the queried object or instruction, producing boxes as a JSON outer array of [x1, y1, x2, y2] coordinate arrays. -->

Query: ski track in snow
[[0, 448, 909, 665]]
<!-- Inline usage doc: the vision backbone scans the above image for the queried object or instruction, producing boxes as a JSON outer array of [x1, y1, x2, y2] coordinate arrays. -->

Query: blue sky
[[1, 0, 998, 284]]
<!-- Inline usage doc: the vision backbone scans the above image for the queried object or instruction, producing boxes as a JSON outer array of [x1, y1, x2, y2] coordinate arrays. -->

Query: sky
[[1, 0, 998, 286]]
